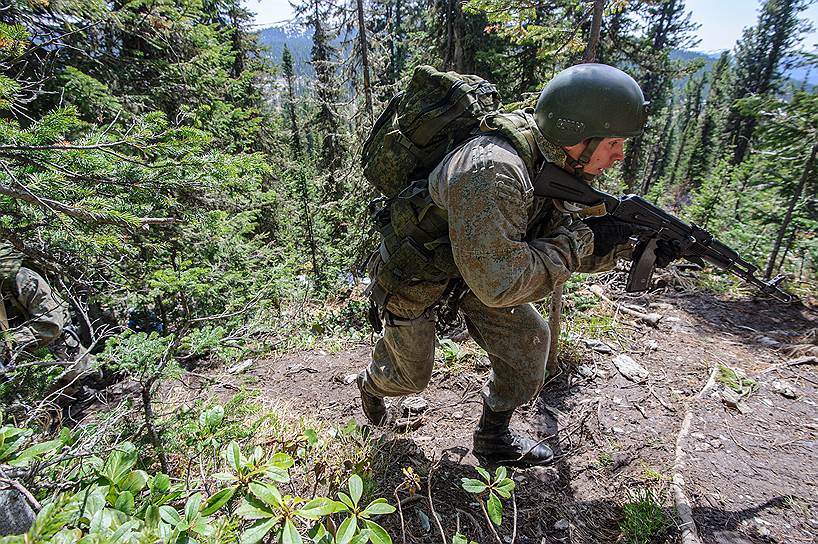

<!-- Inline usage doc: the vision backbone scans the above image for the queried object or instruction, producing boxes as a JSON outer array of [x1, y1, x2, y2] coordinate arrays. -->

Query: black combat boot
[[473, 401, 554, 467], [357, 372, 388, 426]]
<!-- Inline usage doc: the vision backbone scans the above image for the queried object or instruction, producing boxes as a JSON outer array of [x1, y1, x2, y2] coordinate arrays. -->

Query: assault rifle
[[532, 163, 792, 302]]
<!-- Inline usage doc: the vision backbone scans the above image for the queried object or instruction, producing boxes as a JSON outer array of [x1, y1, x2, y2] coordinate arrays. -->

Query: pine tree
[[619, 0, 699, 193], [726, 0, 811, 165], [282, 45, 303, 159]]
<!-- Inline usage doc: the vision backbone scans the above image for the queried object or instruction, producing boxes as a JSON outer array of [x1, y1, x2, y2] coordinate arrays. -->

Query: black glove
[[653, 238, 684, 268], [633, 238, 684, 268], [583, 216, 637, 257]]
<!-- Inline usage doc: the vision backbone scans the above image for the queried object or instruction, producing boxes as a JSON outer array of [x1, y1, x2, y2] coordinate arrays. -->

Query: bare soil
[[190, 285, 818, 544]]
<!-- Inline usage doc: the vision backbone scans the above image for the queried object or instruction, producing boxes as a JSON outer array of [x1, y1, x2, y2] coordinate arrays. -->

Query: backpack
[[361, 65, 542, 308]]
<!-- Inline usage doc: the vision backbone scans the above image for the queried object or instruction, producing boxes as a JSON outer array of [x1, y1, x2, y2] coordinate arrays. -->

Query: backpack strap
[[479, 109, 542, 178]]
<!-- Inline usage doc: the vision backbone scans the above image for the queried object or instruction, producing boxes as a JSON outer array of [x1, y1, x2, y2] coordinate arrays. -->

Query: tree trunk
[[583, 0, 604, 63], [355, 0, 374, 125], [299, 171, 322, 287], [764, 142, 818, 279]]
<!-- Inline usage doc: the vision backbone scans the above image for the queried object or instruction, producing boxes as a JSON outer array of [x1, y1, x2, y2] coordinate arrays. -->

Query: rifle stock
[[532, 163, 792, 302]]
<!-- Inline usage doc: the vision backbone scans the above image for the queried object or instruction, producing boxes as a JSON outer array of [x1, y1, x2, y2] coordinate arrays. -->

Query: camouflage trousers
[[360, 290, 550, 413]]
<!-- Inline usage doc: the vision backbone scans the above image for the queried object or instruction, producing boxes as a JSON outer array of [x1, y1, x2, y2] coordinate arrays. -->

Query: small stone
[[452, 410, 464, 419], [0, 490, 35, 536], [227, 359, 254, 374], [554, 519, 570, 531], [612, 427, 625, 434], [475, 357, 491, 369], [402, 396, 428, 414], [611, 452, 631, 469], [343, 373, 358, 385], [416, 509, 431, 534], [577, 364, 596, 378], [694, 442, 711, 452], [529, 466, 559, 483], [756, 336, 780, 348], [772, 379, 797, 399], [612, 355, 649, 383], [583, 339, 613, 353], [645, 339, 659, 350]]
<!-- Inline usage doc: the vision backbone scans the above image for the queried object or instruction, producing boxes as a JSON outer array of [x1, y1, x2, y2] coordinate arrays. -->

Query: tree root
[[672, 366, 717, 544]]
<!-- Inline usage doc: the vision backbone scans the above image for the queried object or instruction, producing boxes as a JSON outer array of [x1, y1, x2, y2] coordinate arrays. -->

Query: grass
[[716, 363, 758, 397], [619, 488, 672, 544], [435, 338, 484, 375]]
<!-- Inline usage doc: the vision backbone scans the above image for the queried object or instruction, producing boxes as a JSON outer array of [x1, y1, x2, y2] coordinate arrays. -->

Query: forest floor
[[172, 280, 818, 544]]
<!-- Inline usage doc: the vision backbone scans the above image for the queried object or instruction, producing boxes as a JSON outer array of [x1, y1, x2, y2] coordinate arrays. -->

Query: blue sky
[[244, 0, 818, 53]]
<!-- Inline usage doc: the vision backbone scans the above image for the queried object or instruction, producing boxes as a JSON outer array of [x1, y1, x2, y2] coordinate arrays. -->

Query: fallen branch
[[0, 478, 42, 511], [672, 366, 718, 544], [589, 284, 663, 327], [759, 356, 817, 375]]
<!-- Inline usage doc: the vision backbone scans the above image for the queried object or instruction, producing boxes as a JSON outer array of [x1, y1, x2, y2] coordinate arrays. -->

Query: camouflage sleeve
[[11, 268, 67, 350], [430, 136, 594, 308]]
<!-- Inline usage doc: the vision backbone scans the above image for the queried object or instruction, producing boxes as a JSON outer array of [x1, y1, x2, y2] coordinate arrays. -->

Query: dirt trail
[[200, 289, 818, 544]]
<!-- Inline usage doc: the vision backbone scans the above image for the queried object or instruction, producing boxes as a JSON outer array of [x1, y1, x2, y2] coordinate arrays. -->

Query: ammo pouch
[[367, 179, 459, 308]]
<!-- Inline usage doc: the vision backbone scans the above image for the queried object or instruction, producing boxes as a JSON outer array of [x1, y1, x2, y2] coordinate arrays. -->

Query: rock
[[0, 489, 35, 536], [577, 364, 597, 378], [416, 508, 431, 534], [452, 410, 464, 419], [612, 355, 648, 383], [644, 339, 659, 351], [772, 379, 797, 399], [343, 373, 358, 385], [528, 466, 559, 484], [475, 357, 491, 369], [226, 359, 254, 374], [756, 336, 780, 348], [401, 396, 428, 414], [582, 339, 613, 353], [554, 519, 570, 531], [611, 452, 631, 469]]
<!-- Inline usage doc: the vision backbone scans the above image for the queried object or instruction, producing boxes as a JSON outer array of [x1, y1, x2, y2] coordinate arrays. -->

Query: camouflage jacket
[[383, 132, 623, 318]]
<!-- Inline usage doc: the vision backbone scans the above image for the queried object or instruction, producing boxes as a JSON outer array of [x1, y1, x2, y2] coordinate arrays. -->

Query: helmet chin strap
[[564, 137, 602, 181]]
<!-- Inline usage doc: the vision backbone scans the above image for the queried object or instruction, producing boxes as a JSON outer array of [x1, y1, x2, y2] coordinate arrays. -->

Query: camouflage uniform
[[361, 124, 626, 412], [1, 266, 70, 355]]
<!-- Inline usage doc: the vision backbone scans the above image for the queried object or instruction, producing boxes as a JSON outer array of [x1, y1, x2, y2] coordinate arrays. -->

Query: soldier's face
[[584, 138, 625, 175]]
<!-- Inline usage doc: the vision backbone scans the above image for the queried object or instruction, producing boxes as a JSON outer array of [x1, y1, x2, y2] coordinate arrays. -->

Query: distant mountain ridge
[[256, 25, 817, 87]]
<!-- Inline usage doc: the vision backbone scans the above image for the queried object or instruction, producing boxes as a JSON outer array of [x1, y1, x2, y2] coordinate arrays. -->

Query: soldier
[[0, 243, 88, 392], [358, 64, 680, 466]]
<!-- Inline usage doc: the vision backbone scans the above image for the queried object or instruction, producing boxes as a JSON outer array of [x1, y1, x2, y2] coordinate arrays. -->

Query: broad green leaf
[[364, 520, 392, 544], [250, 482, 282, 508], [145, 505, 160, 529], [460, 478, 487, 494], [494, 466, 507, 482], [119, 470, 148, 493], [159, 505, 181, 525], [337, 492, 354, 510], [150, 473, 171, 493], [264, 466, 290, 483], [114, 491, 135, 514], [272, 452, 295, 469], [452, 534, 468, 544], [101, 443, 138, 485], [212, 472, 237, 482], [236, 498, 276, 520], [201, 487, 236, 516], [335, 516, 357, 544], [304, 429, 318, 446], [494, 479, 515, 499], [240, 518, 278, 544], [192, 516, 216, 536], [185, 492, 203, 521], [487, 493, 502, 526], [349, 530, 372, 544], [281, 519, 303, 544], [9, 439, 62, 465], [348, 475, 363, 506], [362, 498, 395, 517], [308, 522, 328, 542], [226, 441, 241, 471], [298, 497, 337, 520], [474, 467, 490, 482], [109, 520, 139, 544]]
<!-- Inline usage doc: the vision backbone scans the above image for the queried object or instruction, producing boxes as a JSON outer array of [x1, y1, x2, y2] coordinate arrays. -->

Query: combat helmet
[[534, 63, 648, 172]]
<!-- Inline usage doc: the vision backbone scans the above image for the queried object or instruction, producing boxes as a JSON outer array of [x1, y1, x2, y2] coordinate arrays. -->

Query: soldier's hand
[[653, 239, 684, 268], [583, 216, 636, 257]]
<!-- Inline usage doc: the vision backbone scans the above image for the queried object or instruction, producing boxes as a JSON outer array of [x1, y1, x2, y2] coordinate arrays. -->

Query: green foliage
[[618, 489, 672, 544], [461, 465, 515, 527]]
